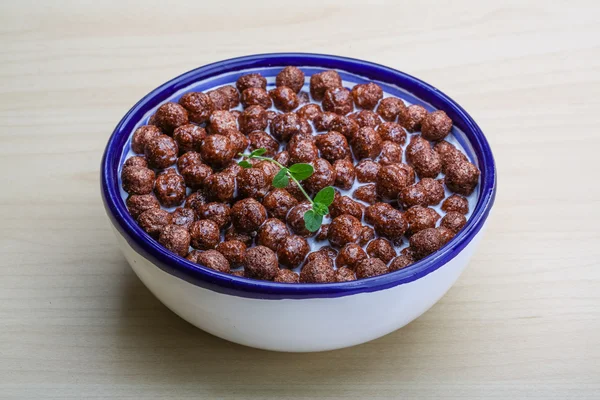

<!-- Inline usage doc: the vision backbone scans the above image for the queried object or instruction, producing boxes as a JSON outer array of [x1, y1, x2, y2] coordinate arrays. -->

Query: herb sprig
[[238, 148, 334, 232]]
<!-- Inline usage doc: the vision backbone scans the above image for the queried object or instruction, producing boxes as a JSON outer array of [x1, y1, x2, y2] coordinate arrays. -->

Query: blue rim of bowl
[[101, 53, 497, 300]]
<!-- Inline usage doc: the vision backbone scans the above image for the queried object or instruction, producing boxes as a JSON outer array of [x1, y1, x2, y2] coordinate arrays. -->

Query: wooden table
[[1, 1, 599, 398]]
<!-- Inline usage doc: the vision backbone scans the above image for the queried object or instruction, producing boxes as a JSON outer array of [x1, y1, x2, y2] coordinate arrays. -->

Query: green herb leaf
[[303, 209, 323, 232], [272, 168, 289, 188], [312, 203, 329, 216], [313, 186, 335, 207], [238, 160, 253, 168], [250, 148, 267, 157], [288, 163, 314, 181]]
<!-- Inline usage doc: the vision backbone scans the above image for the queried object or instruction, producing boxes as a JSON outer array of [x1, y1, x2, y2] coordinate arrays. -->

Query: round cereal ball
[[317, 246, 338, 260], [270, 112, 312, 142], [367, 203, 407, 239], [333, 159, 356, 190], [274, 269, 300, 283], [154, 169, 186, 207], [409, 228, 442, 260], [405, 205, 440, 236], [121, 166, 155, 195], [421, 110, 453, 141], [376, 163, 415, 200], [189, 219, 220, 250], [437, 226, 455, 245], [379, 141, 403, 165], [286, 202, 314, 237], [177, 151, 202, 171], [289, 139, 318, 164], [399, 104, 427, 132], [184, 190, 208, 212], [300, 259, 336, 283], [352, 82, 383, 110], [222, 161, 243, 178], [335, 267, 356, 282], [336, 243, 367, 270], [266, 111, 279, 124], [305, 158, 336, 193], [389, 254, 414, 272], [269, 86, 299, 112], [126, 194, 160, 219], [328, 214, 362, 247], [329, 193, 364, 220], [273, 151, 290, 167], [352, 127, 383, 159], [366, 238, 396, 264], [377, 122, 407, 145], [322, 87, 353, 115], [200, 134, 235, 167], [216, 240, 247, 267], [159, 224, 191, 257], [262, 188, 298, 220], [207, 110, 237, 135], [314, 111, 338, 132], [138, 208, 172, 238], [285, 180, 307, 202], [434, 141, 469, 173], [316, 224, 329, 241], [237, 73, 267, 93], [231, 198, 267, 233], [237, 167, 270, 200], [365, 202, 390, 225], [331, 115, 360, 140], [180, 162, 212, 190], [355, 257, 388, 279], [276, 66, 305, 93], [297, 103, 322, 122], [288, 129, 315, 146], [245, 246, 279, 281], [441, 211, 467, 233], [355, 159, 381, 183], [238, 105, 268, 135], [248, 131, 279, 156], [253, 160, 279, 183], [257, 218, 289, 251], [410, 148, 442, 179], [376, 97, 407, 122], [173, 124, 206, 154], [197, 202, 230, 229], [398, 184, 427, 209], [406, 135, 431, 164], [178, 92, 214, 124], [278, 235, 310, 268], [350, 110, 381, 128], [241, 87, 272, 109], [222, 129, 249, 155], [442, 194, 469, 214], [124, 156, 148, 168], [132, 125, 162, 154], [306, 248, 334, 267], [204, 172, 235, 202], [419, 178, 446, 206], [353, 183, 379, 204], [195, 249, 231, 273], [224, 225, 254, 247], [310, 70, 343, 101], [145, 135, 179, 169], [445, 161, 480, 196], [170, 207, 196, 230], [315, 131, 350, 162], [359, 225, 375, 246], [211, 85, 240, 110], [153, 102, 189, 135]]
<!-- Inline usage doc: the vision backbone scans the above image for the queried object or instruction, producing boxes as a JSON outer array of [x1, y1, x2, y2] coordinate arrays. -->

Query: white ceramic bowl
[[101, 53, 497, 352]]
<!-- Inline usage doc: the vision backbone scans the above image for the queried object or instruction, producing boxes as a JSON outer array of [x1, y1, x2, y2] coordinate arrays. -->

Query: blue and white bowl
[[101, 53, 497, 352]]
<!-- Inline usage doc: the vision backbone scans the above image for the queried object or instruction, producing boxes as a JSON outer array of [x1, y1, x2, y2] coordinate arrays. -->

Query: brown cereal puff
[[353, 184, 379, 205], [331, 115, 360, 140], [322, 87, 353, 115], [222, 161, 243, 179], [368, 203, 407, 239], [238, 105, 268, 135], [122, 166, 155, 195], [170, 207, 196, 230], [216, 85, 240, 109], [273, 151, 290, 167], [406, 135, 431, 164], [224, 225, 254, 247], [434, 141, 469, 173], [204, 172, 235, 203], [178, 92, 214, 124], [159, 224, 191, 257], [138, 208, 172, 238], [241, 87, 272, 109], [285, 180, 308, 202], [365, 202, 390, 225], [445, 161, 480, 196], [376, 163, 415, 200], [124, 156, 148, 168], [276, 66, 305, 93], [349, 110, 382, 128], [399, 184, 427, 209], [184, 191, 208, 213], [207, 110, 238, 135], [377, 122, 407, 145], [366, 238, 396, 264], [352, 82, 383, 110], [132, 125, 162, 154], [442, 194, 469, 214], [305, 158, 336, 194], [216, 240, 247, 267], [318, 246, 338, 260], [200, 134, 235, 167], [399, 104, 427, 132], [335, 267, 356, 282], [231, 198, 267, 233], [270, 112, 312, 142], [154, 170, 186, 207], [333, 159, 356, 190], [313, 111, 338, 132], [288, 129, 315, 146], [173, 124, 206, 154], [328, 214, 362, 247], [330, 193, 364, 220], [359, 225, 375, 246], [298, 90, 310, 105], [421, 178, 446, 205], [195, 249, 230, 274], [180, 162, 212, 190], [355, 159, 381, 183], [237, 73, 267, 93], [441, 211, 467, 234], [222, 128, 249, 155], [153, 102, 189, 135], [198, 202, 231, 229], [306, 248, 334, 268], [269, 86, 299, 112], [248, 131, 279, 157], [274, 269, 300, 283], [352, 127, 383, 159], [376, 97, 407, 122], [300, 259, 336, 283], [316, 224, 329, 241], [177, 151, 202, 171], [245, 246, 279, 281], [230, 110, 242, 120], [405, 205, 439, 236], [355, 257, 388, 279], [297, 103, 322, 122], [145, 135, 179, 169], [189, 219, 220, 250], [263, 188, 298, 220], [265, 110, 279, 122], [287, 202, 315, 237], [388, 254, 414, 272], [411, 149, 443, 179], [315, 131, 350, 162], [126, 194, 160, 219], [422, 110, 453, 141], [379, 141, 403, 165], [238, 167, 270, 200], [253, 160, 279, 184], [257, 218, 290, 251], [409, 228, 442, 260], [437, 226, 455, 245], [278, 235, 310, 268], [310, 70, 343, 101], [185, 249, 201, 263], [289, 139, 319, 164]]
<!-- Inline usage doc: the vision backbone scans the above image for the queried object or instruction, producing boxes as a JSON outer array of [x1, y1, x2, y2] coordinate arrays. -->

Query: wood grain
[[1, 1, 599, 398]]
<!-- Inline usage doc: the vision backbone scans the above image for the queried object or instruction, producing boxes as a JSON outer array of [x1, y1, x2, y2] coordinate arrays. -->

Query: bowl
[[101, 53, 496, 352]]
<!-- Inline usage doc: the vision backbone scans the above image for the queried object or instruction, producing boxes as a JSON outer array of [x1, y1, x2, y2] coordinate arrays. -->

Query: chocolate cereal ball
[[366, 238, 396, 264], [445, 161, 480, 196], [366, 202, 407, 239], [224, 225, 253, 247], [315, 131, 350, 162], [322, 87, 354, 115], [180, 162, 212, 190], [352, 82, 383, 110], [270, 112, 312, 142], [237, 167, 270, 200], [170, 207, 196, 230], [207, 110, 237, 135], [245, 246, 279, 281], [434, 141, 469, 173], [241, 87, 272, 109], [355, 159, 381, 183], [262, 188, 298, 220], [349, 110, 381, 128], [276, 66, 305, 93], [274, 269, 300, 283], [329, 193, 363, 220], [159, 224, 191, 257], [441, 211, 467, 233], [184, 190, 208, 212], [195, 250, 230, 273], [377, 121, 407, 145], [211, 85, 240, 110], [287, 202, 314, 237], [409, 228, 442, 260], [359, 225, 375, 246], [328, 214, 361, 247], [289, 139, 318, 164], [335, 267, 356, 282], [379, 141, 403, 165], [253, 160, 279, 183], [421, 110, 453, 141], [173, 124, 206, 154], [138, 208, 172, 238], [316, 224, 329, 241], [314, 111, 338, 132], [132, 125, 162, 154], [223, 128, 249, 155], [399, 104, 427, 132], [437, 226, 455, 245], [278, 235, 310, 268], [353, 184, 379, 204], [189, 219, 220, 250], [376, 97, 407, 122], [200, 134, 235, 167], [204, 172, 235, 203], [248, 131, 279, 157], [333, 159, 356, 190], [178, 92, 213, 124], [273, 150, 290, 167], [399, 178, 445, 208], [352, 127, 383, 159], [304, 158, 336, 193], [355, 257, 388, 279], [238, 105, 268, 135], [231, 198, 267, 233], [124, 156, 148, 168], [126, 194, 160, 219], [177, 151, 202, 171], [388, 254, 414, 272], [306, 248, 334, 267], [405, 205, 439, 236], [153, 102, 189, 135], [197, 202, 230, 228], [336, 243, 367, 270], [297, 103, 322, 122], [237, 73, 267, 93], [154, 170, 186, 207], [410, 148, 442, 179], [270, 86, 299, 112], [406, 135, 431, 164], [121, 166, 155, 195], [257, 218, 289, 251], [310, 70, 343, 101], [300, 259, 336, 283], [442, 194, 469, 214], [145, 135, 179, 169], [216, 240, 247, 267], [376, 163, 415, 200], [330, 115, 360, 140]]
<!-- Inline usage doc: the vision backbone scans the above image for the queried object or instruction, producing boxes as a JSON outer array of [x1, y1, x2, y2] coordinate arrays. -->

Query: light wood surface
[[1, 1, 599, 398]]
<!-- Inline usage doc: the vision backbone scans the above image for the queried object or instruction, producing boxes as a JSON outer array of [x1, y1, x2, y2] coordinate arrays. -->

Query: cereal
[[121, 166, 155, 195], [405, 205, 440, 236], [297, 104, 322, 122], [351, 127, 382, 159], [445, 161, 480, 196], [245, 246, 279, 280], [349, 110, 381, 128], [270, 86, 299, 112], [173, 124, 206, 154], [180, 162, 212, 190], [153, 102, 189, 135], [207, 110, 238, 135], [376, 163, 415, 200], [276, 66, 305, 93], [200, 134, 235, 167], [378, 141, 403, 165], [315, 131, 350, 162], [237, 167, 270, 200], [328, 214, 362, 247], [262, 188, 298, 221], [154, 169, 186, 207], [322, 87, 354, 115], [248, 130, 279, 156], [287, 202, 314, 237], [366, 238, 396, 264], [299, 259, 336, 283], [132, 125, 162, 154], [355, 159, 381, 183], [333, 159, 356, 190], [388, 254, 414, 272], [421, 110, 452, 141], [359, 226, 375, 246], [145, 135, 178, 169], [257, 218, 289, 251], [124, 156, 148, 168], [216, 240, 247, 267], [271, 112, 312, 142], [179, 92, 213, 124], [304, 158, 336, 193], [197, 202, 231, 229], [274, 269, 300, 283], [355, 257, 388, 279], [170, 207, 196, 230], [442, 194, 469, 214], [329, 193, 364, 220], [310, 70, 343, 101], [441, 211, 467, 233], [377, 122, 407, 145], [195, 249, 230, 273], [138, 208, 172, 238], [231, 198, 267, 233], [335, 267, 356, 282], [409, 228, 442, 260], [239, 105, 268, 135], [376, 97, 407, 122], [190, 219, 220, 250], [289, 139, 319, 164], [159, 224, 191, 257], [126, 194, 160, 219], [353, 183, 379, 204], [204, 172, 235, 203], [241, 87, 272, 109], [277, 235, 310, 268], [399, 104, 427, 132], [331, 115, 360, 140], [313, 111, 338, 132], [177, 151, 202, 171], [352, 82, 383, 110], [237, 73, 267, 93]]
